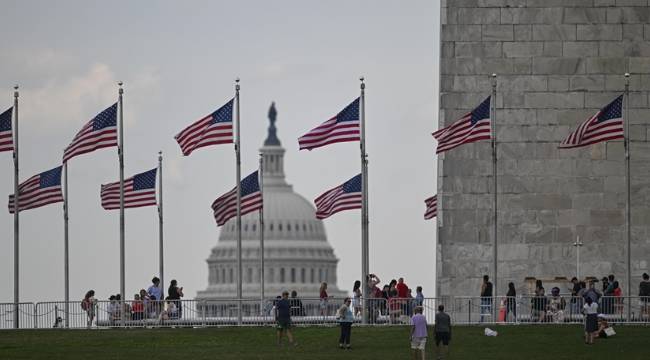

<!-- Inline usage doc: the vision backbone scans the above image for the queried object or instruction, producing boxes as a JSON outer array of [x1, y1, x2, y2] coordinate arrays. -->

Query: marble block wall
[[437, 0, 650, 297]]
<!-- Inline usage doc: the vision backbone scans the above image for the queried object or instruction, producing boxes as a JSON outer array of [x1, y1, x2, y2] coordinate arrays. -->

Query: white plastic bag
[[484, 327, 498, 337]]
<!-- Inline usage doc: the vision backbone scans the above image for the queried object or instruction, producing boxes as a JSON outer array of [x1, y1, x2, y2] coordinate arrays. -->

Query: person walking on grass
[[337, 297, 354, 349], [410, 306, 428, 360], [276, 291, 296, 347], [434, 305, 452, 360]]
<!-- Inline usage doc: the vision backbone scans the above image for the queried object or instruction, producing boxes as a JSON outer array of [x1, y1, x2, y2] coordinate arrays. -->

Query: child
[[337, 297, 354, 349], [410, 306, 427, 360]]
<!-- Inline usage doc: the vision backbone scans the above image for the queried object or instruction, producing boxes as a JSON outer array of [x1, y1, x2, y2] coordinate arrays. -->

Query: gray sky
[[0, 0, 440, 302]]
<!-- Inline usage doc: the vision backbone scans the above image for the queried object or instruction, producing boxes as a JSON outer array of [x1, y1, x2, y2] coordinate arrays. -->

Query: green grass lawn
[[0, 325, 648, 360]]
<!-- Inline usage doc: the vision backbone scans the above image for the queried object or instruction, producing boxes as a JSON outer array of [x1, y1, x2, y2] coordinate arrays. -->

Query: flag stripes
[[101, 168, 157, 210], [298, 98, 360, 151], [63, 103, 118, 162], [314, 174, 362, 220], [433, 96, 491, 154], [8, 166, 63, 213], [212, 171, 262, 226], [0, 107, 13, 152], [424, 195, 437, 220], [559, 95, 624, 149], [175, 99, 234, 156]]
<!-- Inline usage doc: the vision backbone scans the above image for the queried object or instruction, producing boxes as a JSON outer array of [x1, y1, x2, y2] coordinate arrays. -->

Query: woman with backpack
[[81, 290, 96, 328]]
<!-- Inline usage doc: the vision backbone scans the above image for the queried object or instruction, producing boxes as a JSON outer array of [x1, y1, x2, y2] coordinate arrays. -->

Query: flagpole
[[158, 151, 164, 296], [12, 85, 19, 329], [118, 81, 126, 326], [491, 74, 498, 302], [235, 78, 243, 325], [259, 154, 265, 315], [624, 73, 631, 322], [63, 161, 69, 328], [360, 77, 369, 325]]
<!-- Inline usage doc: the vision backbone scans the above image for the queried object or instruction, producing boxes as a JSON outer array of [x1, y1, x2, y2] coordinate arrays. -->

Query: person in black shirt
[[505, 282, 516, 322], [289, 290, 305, 316], [480, 275, 493, 323], [275, 291, 296, 346], [167, 279, 184, 319], [640, 273, 650, 318]]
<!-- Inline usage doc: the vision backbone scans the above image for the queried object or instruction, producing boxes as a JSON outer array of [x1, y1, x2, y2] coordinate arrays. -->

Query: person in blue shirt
[[275, 291, 296, 346]]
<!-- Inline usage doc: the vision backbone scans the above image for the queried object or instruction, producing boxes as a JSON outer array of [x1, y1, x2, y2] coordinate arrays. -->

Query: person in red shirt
[[396, 277, 409, 299], [132, 293, 144, 320]]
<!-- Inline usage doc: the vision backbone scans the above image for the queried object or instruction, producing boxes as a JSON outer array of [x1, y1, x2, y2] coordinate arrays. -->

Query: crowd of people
[[81, 277, 184, 327], [477, 272, 650, 325]]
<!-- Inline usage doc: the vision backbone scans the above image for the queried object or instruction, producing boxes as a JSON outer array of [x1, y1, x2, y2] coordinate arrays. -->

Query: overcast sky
[[0, 0, 440, 303]]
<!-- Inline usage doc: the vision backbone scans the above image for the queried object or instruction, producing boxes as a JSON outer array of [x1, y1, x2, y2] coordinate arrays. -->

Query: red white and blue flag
[[100, 168, 157, 210], [559, 95, 624, 149], [63, 103, 118, 162], [298, 98, 360, 151], [433, 96, 491, 154], [212, 170, 262, 226], [424, 195, 437, 220], [0, 107, 14, 152], [175, 99, 234, 156], [8, 166, 63, 213], [314, 174, 362, 220]]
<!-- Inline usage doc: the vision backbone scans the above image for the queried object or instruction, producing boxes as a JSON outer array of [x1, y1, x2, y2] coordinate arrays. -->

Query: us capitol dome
[[196, 103, 347, 301]]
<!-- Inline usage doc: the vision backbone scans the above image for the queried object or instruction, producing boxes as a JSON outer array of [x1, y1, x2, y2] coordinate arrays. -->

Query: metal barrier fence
[[2, 296, 649, 329]]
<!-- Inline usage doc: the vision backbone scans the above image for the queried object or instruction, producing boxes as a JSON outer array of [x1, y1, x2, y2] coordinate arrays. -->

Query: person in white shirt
[[582, 296, 598, 344]]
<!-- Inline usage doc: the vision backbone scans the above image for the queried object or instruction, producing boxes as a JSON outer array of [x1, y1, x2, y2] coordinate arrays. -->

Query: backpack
[[81, 299, 89, 310]]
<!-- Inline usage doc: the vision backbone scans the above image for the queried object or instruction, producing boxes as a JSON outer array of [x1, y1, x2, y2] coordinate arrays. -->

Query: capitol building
[[196, 103, 347, 302]]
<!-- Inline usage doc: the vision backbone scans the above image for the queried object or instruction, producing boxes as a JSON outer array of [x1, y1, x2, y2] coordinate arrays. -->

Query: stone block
[[615, 0, 647, 6], [532, 58, 585, 75], [624, 24, 645, 40], [629, 92, 648, 107], [629, 57, 650, 73], [532, 24, 577, 41], [590, 209, 625, 226], [577, 25, 623, 40], [604, 176, 625, 190], [442, 24, 482, 41], [496, 108, 537, 125], [606, 141, 624, 160], [502, 42, 544, 57], [512, 58, 533, 74], [584, 92, 624, 107], [500, 7, 564, 24], [595, 0, 617, 5], [441, 42, 455, 58], [600, 41, 650, 58], [482, 25, 514, 41], [442, 92, 491, 109], [543, 41, 563, 56], [547, 76, 569, 91], [502, 92, 525, 108], [585, 57, 627, 74], [557, 209, 591, 226], [646, 24, 650, 40], [451, 75, 493, 92], [497, 75, 547, 91], [553, 109, 595, 125], [618, 7, 650, 23], [573, 193, 605, 209], [564, 7, 608, 24], [524, 226, 557, 244], [514, 25, 533, 41], [606, 8, 622, 23], [569, 75, 606, 91], [480, 0, 528, 6], [458, 8, 501, 24], [524, 92, 584, 108], [563, 41, 599, 57], [455, 42, 503, 58], [630, 125, 647, 141], [526, 0, 594, 6]]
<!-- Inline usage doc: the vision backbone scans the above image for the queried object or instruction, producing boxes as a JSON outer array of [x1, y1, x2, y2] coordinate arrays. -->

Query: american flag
[[0, 107, 13, 152], [314, 174, 362, 220], [100, 168, 157, 210], [8, 166, 63, 213], [559, 95, 624, 149], [433, 96, 491, 154], [212, 170, 262, 226], [424, 195, 437, 220], [63, 103, 118, 162], [298, 97, 360, 151], [175, 99, 234, 156]]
